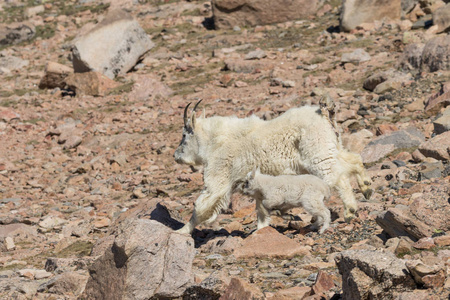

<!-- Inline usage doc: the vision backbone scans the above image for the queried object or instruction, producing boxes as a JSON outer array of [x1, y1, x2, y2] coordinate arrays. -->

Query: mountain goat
[[241, 169, 331, 234], [174, 100, 372, 235]]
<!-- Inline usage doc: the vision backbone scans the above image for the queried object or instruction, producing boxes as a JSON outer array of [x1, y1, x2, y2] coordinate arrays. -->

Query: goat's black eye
[[244, 180, 249, 188]]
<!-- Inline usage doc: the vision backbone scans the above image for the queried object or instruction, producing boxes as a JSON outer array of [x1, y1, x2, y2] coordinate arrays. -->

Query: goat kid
[[241, 168, 331, 234], [174, 100, 372, 235]]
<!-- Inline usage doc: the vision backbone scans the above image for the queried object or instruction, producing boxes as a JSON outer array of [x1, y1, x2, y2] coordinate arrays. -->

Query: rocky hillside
[[0, 0, 449, 299]]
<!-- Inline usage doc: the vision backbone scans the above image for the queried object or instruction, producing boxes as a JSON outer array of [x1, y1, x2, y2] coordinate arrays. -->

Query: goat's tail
[[337, 150, 373, 200]]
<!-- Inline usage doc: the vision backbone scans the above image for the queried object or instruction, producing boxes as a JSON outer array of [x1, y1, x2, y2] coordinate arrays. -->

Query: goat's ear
[[256, 167, 261, 175], [250, 167, 256, 179]]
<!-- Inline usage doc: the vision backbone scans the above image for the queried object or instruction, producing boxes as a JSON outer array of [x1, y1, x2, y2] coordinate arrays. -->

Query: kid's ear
[[256, 167, 261, 174], [250, 167, 256, 179]]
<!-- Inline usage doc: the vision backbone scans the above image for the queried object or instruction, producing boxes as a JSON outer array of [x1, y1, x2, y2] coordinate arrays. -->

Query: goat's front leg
[[256, 199, 271, 230], [177, 189, 228, 235]]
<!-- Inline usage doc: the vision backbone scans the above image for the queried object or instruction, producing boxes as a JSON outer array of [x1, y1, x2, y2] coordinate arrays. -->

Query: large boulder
[[432, 3, 450, 33], [340, 0, 402, 32], [72, 9, 154, 79], [0, 22, 35, 46], [82, 219, 195, 300], [335, 250, 416, 299], [421, 35, 450, 72], [212, 0, 320, 29]]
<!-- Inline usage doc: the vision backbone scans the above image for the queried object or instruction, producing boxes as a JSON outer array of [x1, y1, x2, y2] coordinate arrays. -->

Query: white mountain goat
[[241, 168, 331, 234], [174, 100, 372, 235]]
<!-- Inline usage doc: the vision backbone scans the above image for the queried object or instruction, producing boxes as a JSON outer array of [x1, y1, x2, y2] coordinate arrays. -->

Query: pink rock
[[219, 277, 264, 300], [312, 270, 335, 296], [413, 237, 435, 250], [434, 235, 450, 247], [418, 131, 450, 161], [233, 226, 310, 259], [273, 286, 312, 299], [0, 108, 20, 122]]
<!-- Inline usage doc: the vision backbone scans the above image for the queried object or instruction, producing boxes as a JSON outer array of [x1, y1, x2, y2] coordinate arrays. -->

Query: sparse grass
[[56, 241, 93, 258], [24, 118, 46, 124], [34, 24, 56, 41], [107, 81, 135, 96]]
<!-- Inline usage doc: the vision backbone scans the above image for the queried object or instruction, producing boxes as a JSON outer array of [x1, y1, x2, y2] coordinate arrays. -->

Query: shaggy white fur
[[242, 169, 331, 234], [174, 104, 372, 235]]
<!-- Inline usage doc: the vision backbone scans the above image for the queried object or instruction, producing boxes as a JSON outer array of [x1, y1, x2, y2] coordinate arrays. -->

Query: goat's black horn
[[183, 102, 192, 127], [192, 99, 202, 113]]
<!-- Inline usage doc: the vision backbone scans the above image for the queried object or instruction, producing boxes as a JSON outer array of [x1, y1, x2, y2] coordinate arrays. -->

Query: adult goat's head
[[174, 100, 203, 166]]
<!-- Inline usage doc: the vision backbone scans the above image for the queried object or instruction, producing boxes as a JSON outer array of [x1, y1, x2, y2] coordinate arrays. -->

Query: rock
[[335, 250, 416, 299], [39, 216, 67, 230], [65, 72, 120, 96], [341, 48, 371, 63], [363, 69, 413, 93], [418, 161, 443, 180], [24, 5, 45, 18], [376, 208, 433, 241], [418, 131, 450, 160], [38, 61, 74, 90], [434, 235, 450, 247], [245, 49, 266, 60], [0, 108, 20, 122], [433, 113, 450, 134], [62, 135, 83, 150], [82, 219, 195, 299], [0, 22, 35, 46], [72, 9, 154, 79], [406, 260, 445, 288], [4, 236, 15, 250], [398, 43, 425, 71], [395, 238, 413, 256], [311, 270, 335, 296], [409, 185, 450, 231], [340, 0, 402, 31], [38, 271, 88, 296], [233, 226, 310, 259], [413, 237, 435, 250], [342, 129, 373, 154], [421, 35, 450, 72], [224, 58, 273, 73], [219, 277, 264, 300], [432, 3, 450, 33], [18, 269, 52, 280], [361, 128, 425, 163], [0, 55, 29, 71], [425, 89, 450, 115], [128, 75, 173, 102], [212, 0, 320, 29], [273, 286, 312, 299]]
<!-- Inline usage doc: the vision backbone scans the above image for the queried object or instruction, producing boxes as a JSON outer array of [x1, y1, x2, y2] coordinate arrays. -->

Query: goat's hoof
[[363, 188, 373, 200]]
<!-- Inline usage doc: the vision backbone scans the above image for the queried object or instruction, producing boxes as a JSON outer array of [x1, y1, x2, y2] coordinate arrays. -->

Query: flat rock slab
[[233, 226, 310, 259], [376, 207, 433, 241], [83, 219, 195, 300], [418, 131, 450, 161], [340, 0, 401, 31], [72, 9, 154, 79], [212, 0, 320, 29], [335, 250, 416, 299]]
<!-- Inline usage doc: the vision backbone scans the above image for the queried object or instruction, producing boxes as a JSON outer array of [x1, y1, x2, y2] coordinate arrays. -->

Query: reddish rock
[[413, 237, 435, 250], [418, 131, 450, 161], [219, 277, 264, 300], [273, 286, 312, 300], [434, 235, 450, 247], [65, 72, 119, 96], [312, 271, 335, 296], [425, 90, 450, 115], [234, 226, 311, 259], [0, 108, 20, 122], [38, 61, 74, 89], [376, 124, 399, 136], [422, 270, 446, 288]]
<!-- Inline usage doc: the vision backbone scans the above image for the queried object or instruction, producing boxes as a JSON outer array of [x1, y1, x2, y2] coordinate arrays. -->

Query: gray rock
[[433, 3, 450, 33], [335, 250, 416, 299], [398, 43, 425, 71], [72, 9, 154, 79], [245, 49, 266, 60], [82, 219, 195, 299], [212, 0, 320, 29], [340, 0, 402, 32], [418, 161, 443, 180], [433, 113, 450, 134], [38, 271, 88, 296], [0, 56, 29, 71], [341, 48, 371, 63], [0, 22, 35, 46], [421, 35, 450, 72], [376, 208, 433, 241]]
